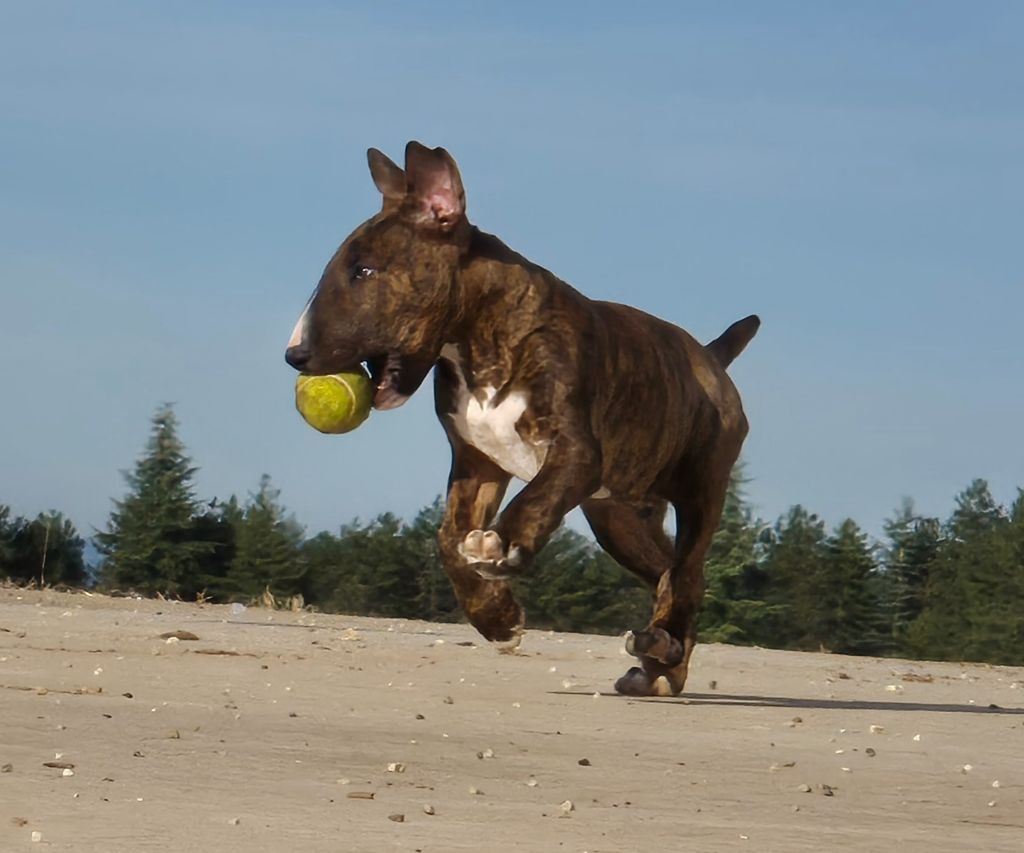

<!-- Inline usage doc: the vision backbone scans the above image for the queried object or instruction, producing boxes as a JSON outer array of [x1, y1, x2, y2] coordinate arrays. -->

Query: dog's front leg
[[437, 447, 524, 644], [464, 434, 602, 579]]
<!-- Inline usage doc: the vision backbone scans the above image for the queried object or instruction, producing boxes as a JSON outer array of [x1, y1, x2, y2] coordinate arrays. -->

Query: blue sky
[[2, 1, 1022, 544]]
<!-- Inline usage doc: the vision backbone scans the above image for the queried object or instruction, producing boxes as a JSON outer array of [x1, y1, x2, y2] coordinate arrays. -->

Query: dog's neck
[[441, 226, 554, 389]]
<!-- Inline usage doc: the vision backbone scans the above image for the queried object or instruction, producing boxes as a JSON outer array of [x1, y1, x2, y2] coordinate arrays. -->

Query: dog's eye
[[351, 264, 376, 282]]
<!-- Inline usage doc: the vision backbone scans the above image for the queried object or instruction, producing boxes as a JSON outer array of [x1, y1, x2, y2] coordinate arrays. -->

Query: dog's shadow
[[556, 690, 1024, 715]]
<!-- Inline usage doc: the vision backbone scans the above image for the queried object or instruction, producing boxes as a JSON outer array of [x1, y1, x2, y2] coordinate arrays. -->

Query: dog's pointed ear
[[367, 148, 406, 205], [403, 141, 466, 231]]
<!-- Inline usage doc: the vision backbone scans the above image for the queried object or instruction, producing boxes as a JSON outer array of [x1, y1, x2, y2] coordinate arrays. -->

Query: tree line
[[3, 404, 1022, 666]]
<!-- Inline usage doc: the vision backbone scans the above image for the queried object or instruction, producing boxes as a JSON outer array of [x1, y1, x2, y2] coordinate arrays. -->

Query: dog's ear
[[367, 148, 406, 207], [403, 141, 466, 231]]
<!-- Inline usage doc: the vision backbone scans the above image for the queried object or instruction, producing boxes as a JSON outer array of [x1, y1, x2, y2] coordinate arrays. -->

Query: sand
[[1, 586, 1022, 852]]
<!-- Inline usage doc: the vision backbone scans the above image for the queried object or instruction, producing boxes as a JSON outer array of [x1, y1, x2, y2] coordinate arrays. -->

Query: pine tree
[[760, 505, 829, 650], [907, 480, 1018, 663], [821, 519, 890, 655], [883, 499, 941, 649], [518, 527, 650, 635], [96, 404, 213, 595], [409, 498, 459, 622], [185, 501, 237, 601], [4, 511, 87, 587], [226, 475, 304, 600], [0, 505, 17, 575], [700, 464, 781, 645], [1001, 491, 1024, 659]]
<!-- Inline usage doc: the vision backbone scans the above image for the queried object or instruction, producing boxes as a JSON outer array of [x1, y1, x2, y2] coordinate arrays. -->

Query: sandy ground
[[1, 588, 1022, 852]]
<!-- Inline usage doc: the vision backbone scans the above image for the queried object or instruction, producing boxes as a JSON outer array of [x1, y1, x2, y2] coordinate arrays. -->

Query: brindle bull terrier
[[285, 142, 759, 696]]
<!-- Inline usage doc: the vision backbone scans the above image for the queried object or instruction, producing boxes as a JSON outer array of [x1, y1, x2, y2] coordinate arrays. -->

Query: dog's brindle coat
[[286, 142, 759, 696]]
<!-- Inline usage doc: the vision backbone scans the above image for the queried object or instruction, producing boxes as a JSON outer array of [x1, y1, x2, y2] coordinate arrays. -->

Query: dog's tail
[[706, 314, 760, 368]]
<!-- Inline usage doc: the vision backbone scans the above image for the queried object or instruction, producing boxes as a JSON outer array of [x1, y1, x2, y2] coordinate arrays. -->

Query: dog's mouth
[[365, 353, 409, 411]]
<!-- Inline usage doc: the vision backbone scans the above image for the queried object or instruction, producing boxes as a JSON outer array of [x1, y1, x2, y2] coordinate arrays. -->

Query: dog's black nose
[[285, 344, 310, 370]]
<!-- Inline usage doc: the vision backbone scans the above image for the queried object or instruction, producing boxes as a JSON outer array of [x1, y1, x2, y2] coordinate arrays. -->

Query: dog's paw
[[613, 666, 678, 697], [459, 530, 524, 579], [459, 529, 504, 562], [624, 627, 684, 666]]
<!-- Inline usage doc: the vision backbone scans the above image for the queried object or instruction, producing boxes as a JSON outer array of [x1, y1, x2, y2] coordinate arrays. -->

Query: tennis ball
[[295, 369, 373, 434]]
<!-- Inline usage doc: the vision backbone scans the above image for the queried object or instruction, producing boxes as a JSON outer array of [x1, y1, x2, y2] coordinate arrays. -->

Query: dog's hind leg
[[581, 496, 673, 589], [616, 458, 735, 697], [437, 446, 523, 644]]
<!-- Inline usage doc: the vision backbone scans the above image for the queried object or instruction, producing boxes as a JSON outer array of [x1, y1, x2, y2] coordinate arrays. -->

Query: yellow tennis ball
[[294, 370, 373, 434]]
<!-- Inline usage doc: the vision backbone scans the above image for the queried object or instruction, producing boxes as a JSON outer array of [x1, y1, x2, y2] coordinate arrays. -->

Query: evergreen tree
[[96, 404, 214, 595], [883, 498, 941, 648], [185, 501, 237, 600], [4, 511, 87, 587], [820, 519, 890, 655], [226, 475, 304, 600], [907, 480, 1020, 663], [331, 513, 427, 617], [700, 464, 780, 645], [519, 527, 650, 635], [0, 505, 16, 573], [760, 505, 829, 650], [409, 498, 460, 622], [1002, 491, 1024, 657], [300, 530, 352, 610]]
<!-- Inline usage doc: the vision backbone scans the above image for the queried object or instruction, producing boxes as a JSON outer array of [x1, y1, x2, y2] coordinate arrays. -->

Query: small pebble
[[388, 813, 405, 823], [1, 763, 13, 773], [988, 800, 997, 808], [865, 748, 876, 758], [526, 778, 539, 787], [560, 799, 575, 815], [228, 817, 241, 826], [477, 748, 495, 760], [387, 762, 405, 773], [869, 725, 885, 734], [991, 780, 1000, 788], [423, 804, 435, 815], [961, 764, 973, 773], [797, 784, 812, 793], [578, 758, 591, 766], [468, 786, 483, 795], [443, 696, 454, 705], [62, 768, 74, 777], [912, 734, 921, 742], [31, 831, 42, 843]]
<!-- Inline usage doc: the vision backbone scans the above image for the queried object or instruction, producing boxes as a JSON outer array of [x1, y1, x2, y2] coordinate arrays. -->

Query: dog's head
[[285, 142, 470, 410]]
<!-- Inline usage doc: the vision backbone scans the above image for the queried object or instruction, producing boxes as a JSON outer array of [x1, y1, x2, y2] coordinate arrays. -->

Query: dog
[[285, 142, 759, 696]]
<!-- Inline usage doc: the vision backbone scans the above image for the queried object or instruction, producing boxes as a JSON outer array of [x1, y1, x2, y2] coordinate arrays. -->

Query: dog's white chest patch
[[445, 356, 547, 482]]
